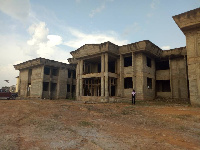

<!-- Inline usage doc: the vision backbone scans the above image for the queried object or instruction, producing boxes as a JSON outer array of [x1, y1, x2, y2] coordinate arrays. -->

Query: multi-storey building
[[14, 58, 76, 99], [13, 8, 200, 106], [69, 40, 189, 102]]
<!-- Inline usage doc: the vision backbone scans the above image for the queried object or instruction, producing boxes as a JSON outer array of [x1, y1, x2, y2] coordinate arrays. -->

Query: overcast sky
[[0, 0, 199, 88]]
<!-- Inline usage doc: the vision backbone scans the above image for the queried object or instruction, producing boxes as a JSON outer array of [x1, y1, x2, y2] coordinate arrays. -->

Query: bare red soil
[[0, 100, 199, 150]]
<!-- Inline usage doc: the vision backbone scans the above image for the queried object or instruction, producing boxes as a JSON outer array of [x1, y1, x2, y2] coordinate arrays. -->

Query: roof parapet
[[14, 57, 75, 70], [173, 7, 200, 32]]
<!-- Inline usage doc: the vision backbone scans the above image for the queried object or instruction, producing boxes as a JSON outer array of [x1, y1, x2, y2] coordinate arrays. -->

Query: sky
[[0, 0, 199, 88]]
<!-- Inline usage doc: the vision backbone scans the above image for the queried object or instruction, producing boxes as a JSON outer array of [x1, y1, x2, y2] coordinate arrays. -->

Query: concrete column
[[101, 54, 105, 96], [105, 53, 109, 97], [132, 52, 136, 90], [119, 54, 124, 97], [76, 61, 80, 98], [70, 71, 73, 98], [169, 58, 173, 98], [80, 59, 83, 96]]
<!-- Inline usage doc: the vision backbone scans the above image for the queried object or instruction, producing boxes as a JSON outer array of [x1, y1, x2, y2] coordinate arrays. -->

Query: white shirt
[[132, 91, 136, 96]]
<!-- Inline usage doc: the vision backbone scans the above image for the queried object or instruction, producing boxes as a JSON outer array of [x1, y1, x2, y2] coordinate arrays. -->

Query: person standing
[[132, 89, 136, 105]]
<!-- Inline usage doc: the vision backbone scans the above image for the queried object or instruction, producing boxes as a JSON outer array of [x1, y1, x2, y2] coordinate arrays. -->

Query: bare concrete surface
[[0, 100, 200, 150]]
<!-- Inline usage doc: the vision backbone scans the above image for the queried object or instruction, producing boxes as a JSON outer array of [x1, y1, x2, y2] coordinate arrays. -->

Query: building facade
[[173, 7, 200, 106], [13, 8, 200, 105], [69, 40, 189, 102], [14, 58, 76, 99]]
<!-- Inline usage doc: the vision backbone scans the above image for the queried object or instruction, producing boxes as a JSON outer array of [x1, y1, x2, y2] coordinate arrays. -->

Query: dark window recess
[[51, 83, 57, 91], [124, 56, 132, 67], [111, 86, 115, 96], [87, 65, 91, 74], [147, 78, 152, 89], [98, 63, 101, 73], [124, 77, 133, 89], [156, 80, 171, 92], [68, 70, 71, 78], [43, 82, 49, 91], [108, 61, 115, 73], [147, 57, 151, 67], [28, 69, 32, 76], [67, 84, 70, 92], [73, 71, 76, 79], [28, 69, 32, 83], [72, 85, 76, 93], [44, 67, 50, 75], [52, 68, 59, 76], [156, 60, 169, 70]]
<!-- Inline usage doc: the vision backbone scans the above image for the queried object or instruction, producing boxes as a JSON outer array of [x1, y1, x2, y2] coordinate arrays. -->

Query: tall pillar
[[169, 58, 173, 98], [70, 71, 73, 98], [119, 54, 124, 97], [80, 59, 83, 97], [105, 53, 109, 97], [132, 52, 136, 90], [101, 54, 105, 96], [173, 8, 200, 106], [76, 61, 80, 99]]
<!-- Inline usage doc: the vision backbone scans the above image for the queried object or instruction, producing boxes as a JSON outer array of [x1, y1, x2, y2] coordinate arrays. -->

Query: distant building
[[14, 58, 76, 99], [9, 85, 16, 93], [1, 86, 10, 92]]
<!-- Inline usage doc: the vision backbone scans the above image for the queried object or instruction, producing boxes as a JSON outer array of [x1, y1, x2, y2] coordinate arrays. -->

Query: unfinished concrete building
[[173, 7, 200, 106], [69, 40, 189, 103], [14, 58, 76, 99]]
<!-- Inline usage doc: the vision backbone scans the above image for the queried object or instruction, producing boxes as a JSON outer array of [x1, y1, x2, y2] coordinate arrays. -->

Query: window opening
[[43, 82, 49, 91], [147, 77, 152, 89], [147, 57, 151, 67], [67, 84, 70, 92], [51, 83, 57, 91], [98, 63, 101, 73], [44, 67, 50, 75], [156, 60, 169, 70], [108, 61, 115, 73], [156, 80, 171, 92], [68, 70, 71, 78], [52, 68, 59, 76], [124, 56, 132, 67], [124, 77, 133, 89]]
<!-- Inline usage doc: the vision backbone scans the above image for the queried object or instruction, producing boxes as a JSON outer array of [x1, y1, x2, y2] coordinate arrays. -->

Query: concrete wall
[[31, 66, 43, 98], [156, 70, 170, 80], [173, 8, 200, 105], [170, 57, 188, 99], [142, 54, 156, 100], [186, 30, 200, 105], [19, 69, 28, 97], [57, 68, 67, 99], [157, 92, 171, 98]]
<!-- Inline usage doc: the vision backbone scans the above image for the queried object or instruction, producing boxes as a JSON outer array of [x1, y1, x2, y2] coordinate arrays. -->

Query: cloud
[[89, 3, 105, 18], [150, 0, 160, 9], [27, 22, 70, 63], [89, 0, 114, 18], [0, 0, 30, 21], [122, 23, 140, 37], [27, 22, 49, 45], [64, 28, 128, 48], [47, 35, 62, 46], [0, 34, 31, 88], [161, 46, 171, 50]]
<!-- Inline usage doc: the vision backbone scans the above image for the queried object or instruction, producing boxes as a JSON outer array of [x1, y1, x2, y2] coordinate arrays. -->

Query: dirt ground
[[0, 99, 199, 150]]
